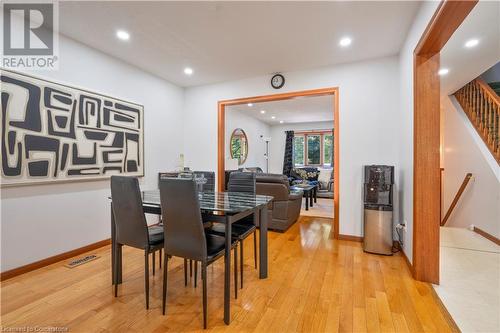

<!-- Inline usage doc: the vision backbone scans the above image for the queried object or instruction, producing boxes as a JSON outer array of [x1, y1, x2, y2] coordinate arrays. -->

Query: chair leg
[[202, 262, 207, 329], [159, 248, 162, 269], [184, 259, 188, 287], [234, 246, 238, 299], [194, 261, 198, 288], [144, 250, 150, 309], [253, 231, 257, 269], [152, 251, 156, 276], [162, 254, 168, 315], [190, 259, 193, 277], [240, 239, 244, 289]]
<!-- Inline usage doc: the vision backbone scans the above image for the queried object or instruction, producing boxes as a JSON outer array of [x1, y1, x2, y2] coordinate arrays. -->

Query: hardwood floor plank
[[1, 216, 456, 332]]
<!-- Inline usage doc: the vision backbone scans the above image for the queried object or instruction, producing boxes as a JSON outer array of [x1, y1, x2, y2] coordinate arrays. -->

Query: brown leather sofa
[[255, 173, 303, 232]]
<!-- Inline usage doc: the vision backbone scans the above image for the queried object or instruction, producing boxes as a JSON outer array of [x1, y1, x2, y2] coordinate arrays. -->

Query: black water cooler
[[363, 165, 394, 255]]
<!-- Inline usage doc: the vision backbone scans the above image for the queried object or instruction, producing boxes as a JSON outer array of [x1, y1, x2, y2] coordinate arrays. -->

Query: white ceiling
[[58, 1, 421, 87], [227, 94, 333, 125], [440, 0, 500, 96]]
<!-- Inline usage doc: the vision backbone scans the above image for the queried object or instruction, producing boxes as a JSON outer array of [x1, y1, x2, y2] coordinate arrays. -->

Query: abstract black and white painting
[[1, 69, 144, 186]]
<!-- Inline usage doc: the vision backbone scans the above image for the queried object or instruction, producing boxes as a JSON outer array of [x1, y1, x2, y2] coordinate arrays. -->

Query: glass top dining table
[[140, 190, 273, 214], [110, 190, 272, 325]]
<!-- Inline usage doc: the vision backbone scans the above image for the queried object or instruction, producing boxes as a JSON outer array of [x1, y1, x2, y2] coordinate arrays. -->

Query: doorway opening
[[217, 88, 340, 238]]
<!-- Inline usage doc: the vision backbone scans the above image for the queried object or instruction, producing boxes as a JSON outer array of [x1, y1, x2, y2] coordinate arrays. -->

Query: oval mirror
[[230, 128, 248, 165]]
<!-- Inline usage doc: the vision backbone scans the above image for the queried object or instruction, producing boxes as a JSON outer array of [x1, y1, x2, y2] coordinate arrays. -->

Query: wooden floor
[[1, 217, 458, 332]]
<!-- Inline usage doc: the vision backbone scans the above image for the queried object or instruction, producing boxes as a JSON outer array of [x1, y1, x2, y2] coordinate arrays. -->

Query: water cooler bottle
[[363, 165, 394, 255]]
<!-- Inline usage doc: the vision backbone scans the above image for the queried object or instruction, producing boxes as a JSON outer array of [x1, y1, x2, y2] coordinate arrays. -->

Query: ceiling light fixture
[[438, 68, 449, 76], [464, 39, 479, 48], [116, 30, 130, 41], [260, 110, 266, 114], [271, 116, 276, 119], [279, 120, 284, 124], [184, 67, 194, 75], [339, 37, 352, 47], [248, 103, 253, 107]]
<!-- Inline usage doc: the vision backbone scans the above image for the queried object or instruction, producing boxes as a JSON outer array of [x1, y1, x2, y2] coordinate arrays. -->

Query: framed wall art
[[1, 69, 144, 186]]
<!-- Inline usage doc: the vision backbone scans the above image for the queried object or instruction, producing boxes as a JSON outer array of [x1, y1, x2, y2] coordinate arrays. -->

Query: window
[[307, 135, 321, 165], [323, 134, 333, 167], [292, 130, 334, 167], [293, 136, 305, 166]]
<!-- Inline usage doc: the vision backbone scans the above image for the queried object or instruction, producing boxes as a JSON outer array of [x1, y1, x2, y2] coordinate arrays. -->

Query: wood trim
[[429, 286, 462, 333], [0, 239, 111, 281], [440, 173, 472, 226], [338, 234, 363, 242], [412, 0, 477, 285], [473, 226, 500, 246], [415, 1, 477, 56], [217, 101, 226, 191], [217, 87, 340, 239]]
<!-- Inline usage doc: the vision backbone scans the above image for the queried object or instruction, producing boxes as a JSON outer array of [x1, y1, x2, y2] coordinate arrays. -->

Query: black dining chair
[[207, 172, 258, 290], [110, 176, 164, 309], [159, 178, 238, 329]]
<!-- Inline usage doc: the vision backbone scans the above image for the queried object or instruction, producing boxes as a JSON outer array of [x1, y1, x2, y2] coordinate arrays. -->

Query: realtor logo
[[1, 1, 59, 69]]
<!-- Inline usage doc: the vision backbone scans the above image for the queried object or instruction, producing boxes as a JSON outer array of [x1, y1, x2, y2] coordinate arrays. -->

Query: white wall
[[442, 96, 500, 237], [1, 35, 184, 271], [225, 109, 270, 170], [183, 56, 401, 237], [398, 1, 440, 263], [268, 121, 333, 174]]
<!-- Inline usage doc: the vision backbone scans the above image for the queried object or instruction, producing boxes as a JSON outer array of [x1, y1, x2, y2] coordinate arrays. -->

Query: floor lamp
[[262, 136, 271, 173]]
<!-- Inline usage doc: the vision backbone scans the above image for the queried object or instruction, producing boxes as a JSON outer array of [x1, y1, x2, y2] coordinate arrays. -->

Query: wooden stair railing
[[454, 78, 500, 164], [441, 173, 473, 226]]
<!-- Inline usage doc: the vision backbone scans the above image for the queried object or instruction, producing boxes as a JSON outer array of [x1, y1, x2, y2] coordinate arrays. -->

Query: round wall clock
[[271, 74, 285, 89]]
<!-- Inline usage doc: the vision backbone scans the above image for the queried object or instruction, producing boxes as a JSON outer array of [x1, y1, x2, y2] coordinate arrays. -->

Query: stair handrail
[[476, 78, 500, 105], [454, 78, 500, 164], [441, 173, 473, 226]]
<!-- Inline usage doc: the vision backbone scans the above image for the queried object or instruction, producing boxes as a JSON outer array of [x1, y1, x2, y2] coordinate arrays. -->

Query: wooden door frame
[[412, 0, 477, 284], [218, 87, 340, 239]]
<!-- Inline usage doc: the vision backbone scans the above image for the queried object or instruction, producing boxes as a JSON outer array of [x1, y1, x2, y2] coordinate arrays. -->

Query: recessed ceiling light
[[464, 39, 479, 48], [339, 37, 352, 47], [116, 30, 130, 41], [247, 103, 253, 107], [279, 120, 284, 124], [260, 110, 266, 114], [184, 67, 193, 75], [271, 116, 276, 119], [438, 68, 449, 76]]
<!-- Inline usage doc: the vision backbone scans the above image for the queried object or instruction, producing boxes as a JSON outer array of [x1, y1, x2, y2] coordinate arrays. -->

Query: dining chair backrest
[[228, 172, 256, 194], [159, 178, 207, 261], [193, 171, 215, 192], [111, 176, 149, 249]]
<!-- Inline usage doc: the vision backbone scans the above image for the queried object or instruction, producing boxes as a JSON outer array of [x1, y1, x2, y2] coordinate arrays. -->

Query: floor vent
[[65, 254, 99, 268]]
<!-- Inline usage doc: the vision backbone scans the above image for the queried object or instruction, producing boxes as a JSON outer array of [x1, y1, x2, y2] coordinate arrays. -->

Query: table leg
[[314, 187, 317, 203], [258, 206, 268, 279], [305, 192, 309, 211], [309, 190, 314, 207], [224, 215, 231, 325]]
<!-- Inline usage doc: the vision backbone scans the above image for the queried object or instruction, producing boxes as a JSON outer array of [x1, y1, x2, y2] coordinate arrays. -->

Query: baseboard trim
[[429, 285, 461, 333], [473, 226, 500, 246], [338, 234, 363, 242], [0, 238, 111, 281]]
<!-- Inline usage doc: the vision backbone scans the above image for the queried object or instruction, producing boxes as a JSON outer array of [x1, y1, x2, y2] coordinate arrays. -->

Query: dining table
[[110, 190, 273, 325]]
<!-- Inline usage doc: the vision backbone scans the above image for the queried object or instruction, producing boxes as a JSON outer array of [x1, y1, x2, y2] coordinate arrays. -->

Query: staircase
[[454, 78, 500, 163]]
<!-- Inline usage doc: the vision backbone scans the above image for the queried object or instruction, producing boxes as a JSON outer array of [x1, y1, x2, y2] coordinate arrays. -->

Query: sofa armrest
[[289, 191, 303, 201]]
